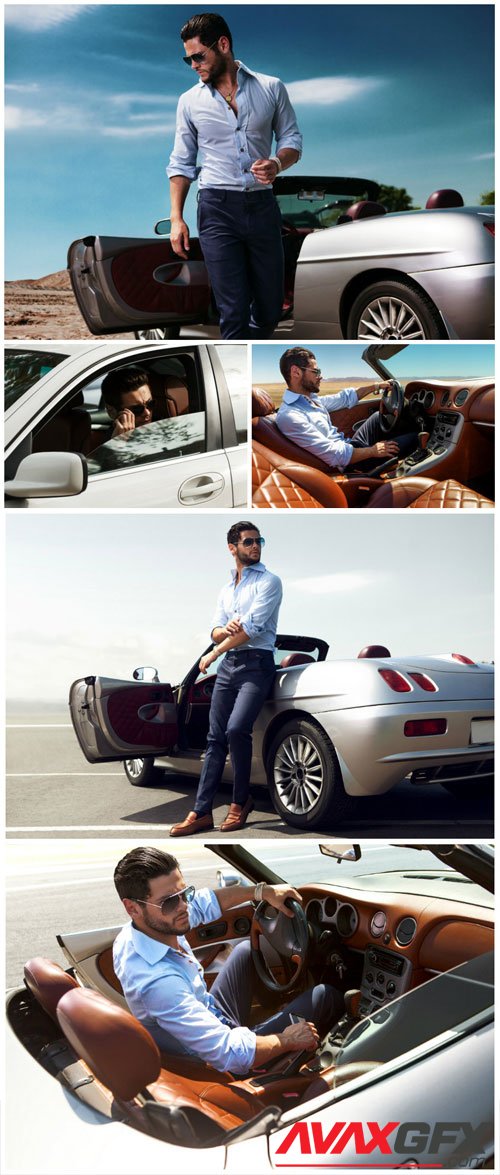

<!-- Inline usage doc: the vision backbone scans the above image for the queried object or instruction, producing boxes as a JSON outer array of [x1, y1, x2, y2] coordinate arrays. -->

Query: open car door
[[68, 236, 211, 335], [69, 676, 178, 762]]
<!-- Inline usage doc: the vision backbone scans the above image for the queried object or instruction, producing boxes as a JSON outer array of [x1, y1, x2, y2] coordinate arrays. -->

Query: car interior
[[8, 849, 493, 1150], [251, 381, 495, 509]]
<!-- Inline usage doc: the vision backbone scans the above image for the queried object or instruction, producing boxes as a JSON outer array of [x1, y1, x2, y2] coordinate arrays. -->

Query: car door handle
[[178, 474, 225, 504]]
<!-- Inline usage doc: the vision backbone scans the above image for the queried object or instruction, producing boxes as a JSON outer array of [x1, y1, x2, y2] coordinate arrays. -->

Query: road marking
[[8, 861, 215, 892], [7, 824, 178, 831], [6, 724, 73, 729]]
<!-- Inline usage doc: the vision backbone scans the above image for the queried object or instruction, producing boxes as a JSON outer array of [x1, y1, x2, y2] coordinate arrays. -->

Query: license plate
[[470, 719, 494, 745]]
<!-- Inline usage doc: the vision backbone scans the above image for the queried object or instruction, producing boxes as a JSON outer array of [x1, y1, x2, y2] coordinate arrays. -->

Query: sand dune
[[5, 270, 133, 339]]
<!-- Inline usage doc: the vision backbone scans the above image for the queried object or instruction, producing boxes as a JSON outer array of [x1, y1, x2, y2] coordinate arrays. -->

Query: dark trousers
[[211, 940, 343, 1038], [349, 411, 417, 472], [197, 189, 284, 339], [194, 650, 276, 815]]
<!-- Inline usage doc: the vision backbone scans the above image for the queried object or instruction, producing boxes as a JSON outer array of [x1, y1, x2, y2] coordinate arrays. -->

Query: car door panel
[[69, 676, 178, 762], [68, 236, 211, 333]]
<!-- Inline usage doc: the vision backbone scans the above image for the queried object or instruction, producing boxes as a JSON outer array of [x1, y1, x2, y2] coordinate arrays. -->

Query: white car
[[4, 341, 247, 508]]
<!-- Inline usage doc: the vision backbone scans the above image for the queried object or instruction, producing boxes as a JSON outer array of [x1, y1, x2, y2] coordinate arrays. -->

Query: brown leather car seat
[[24, 956, 79, 1021], [252, 387, 336, 475], [358, 645, 391, 658], [252, 441, 348, 508], [32, 393, 92, 455], [148, 360, 190, 420], [365, 477, 494, 510], [280, 653, 315, 667]]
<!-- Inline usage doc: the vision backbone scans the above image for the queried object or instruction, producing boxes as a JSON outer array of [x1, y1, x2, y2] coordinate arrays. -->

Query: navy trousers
[[194, 649, 276, 815], [211, 940, 343, 1039], [197, 189, 284, 339], [349, 411, 418, 472]]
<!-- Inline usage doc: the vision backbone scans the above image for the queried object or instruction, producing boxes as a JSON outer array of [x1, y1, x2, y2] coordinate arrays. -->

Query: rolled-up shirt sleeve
[[167, 94, 199, 181], [210, 587, 229, 637], [321, 388, 358, 413], [142, 973, 257, 1074], [272, 80, 302, 156], [277, 407, 354, 469], [239, 574, 283, 639]]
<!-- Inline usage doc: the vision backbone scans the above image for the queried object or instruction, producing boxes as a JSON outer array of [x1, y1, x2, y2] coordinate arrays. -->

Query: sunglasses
[[183, 39, 218, 65], [241, 536, 265, 548], [127, 399, 154, 418], [131, 885, 195, 916]]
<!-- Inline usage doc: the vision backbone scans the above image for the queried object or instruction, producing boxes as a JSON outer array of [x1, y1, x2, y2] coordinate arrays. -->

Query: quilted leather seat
[[365, 478, 494, 510]]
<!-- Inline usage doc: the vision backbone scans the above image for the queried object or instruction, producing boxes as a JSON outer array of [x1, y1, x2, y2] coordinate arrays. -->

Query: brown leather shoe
[[170, 811, 214, 837], [219, 797, 254, 833]]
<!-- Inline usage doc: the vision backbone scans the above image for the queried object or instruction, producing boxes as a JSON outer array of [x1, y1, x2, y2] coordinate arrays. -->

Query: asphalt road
[[7, 711, 493, 839]]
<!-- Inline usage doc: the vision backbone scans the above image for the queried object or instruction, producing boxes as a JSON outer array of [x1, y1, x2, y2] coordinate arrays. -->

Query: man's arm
[[199, 628, 249, 674], [169, 176, 192, 259], [167, 95, 199, 258], [251, 147, 300, 186], [355, 381, 391, 401], [215, 881, 302, 917]]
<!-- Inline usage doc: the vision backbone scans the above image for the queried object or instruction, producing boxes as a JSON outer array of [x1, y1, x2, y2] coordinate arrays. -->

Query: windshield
[[275, 186, 375, 230], [364, 342, 494, 387], [243, 844, 493, 908], [5, 350, 68, 409]]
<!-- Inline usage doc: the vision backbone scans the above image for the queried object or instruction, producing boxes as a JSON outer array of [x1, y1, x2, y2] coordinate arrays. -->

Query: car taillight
[[451, 653, 475, 665], [378, 668, 412, 692], [408, 672, 438, 692], [484, 223, 495, 237], [404, 719, 447, 737]]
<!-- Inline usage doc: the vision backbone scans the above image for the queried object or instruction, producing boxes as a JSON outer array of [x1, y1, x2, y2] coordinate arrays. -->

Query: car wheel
[[266, 719, 356, 829], [134, 326, 181, 340], [346, 280, 445, 340], [123, 757, 160, 786]]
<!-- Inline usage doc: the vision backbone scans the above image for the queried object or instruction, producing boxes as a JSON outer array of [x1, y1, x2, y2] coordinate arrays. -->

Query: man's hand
[[199, 649, 218, 675], [357, 381, 392, 400], [250, 157, 280, 184], [280, 1021, 319, 1053], [369, 440, 399, 459], [111, 410, 138, 437], [170, 217, 190, 259], [260, 883, 303, 916], [224, 618, 243, 636]]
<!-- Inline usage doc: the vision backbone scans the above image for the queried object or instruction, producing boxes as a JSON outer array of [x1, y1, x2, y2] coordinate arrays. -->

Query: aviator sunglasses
[[130, 885, 195, 916], [125, 399, 154, 418], [241, 536, 265, 548], [183, 39, 219, 65]]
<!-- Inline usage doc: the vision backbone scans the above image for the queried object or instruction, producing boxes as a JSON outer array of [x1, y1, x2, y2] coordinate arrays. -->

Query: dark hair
[[180, 12, 233, 51], [114, 846, 179, 901], [279, 348, 317, 383], [101, 367, 150, 411], [227, 521, 260, 545]]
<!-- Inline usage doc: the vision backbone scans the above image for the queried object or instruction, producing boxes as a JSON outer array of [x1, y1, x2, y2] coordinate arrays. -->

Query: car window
[[214, 345, 247, 443], [5, 350, 68, 410], [87, 414, 206, 474], [275, 187, 372, 229]]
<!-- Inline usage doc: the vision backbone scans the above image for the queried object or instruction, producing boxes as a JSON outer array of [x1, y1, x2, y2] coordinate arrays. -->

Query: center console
[[358, 946, 412, 1015], [393, 410, 465, 477]]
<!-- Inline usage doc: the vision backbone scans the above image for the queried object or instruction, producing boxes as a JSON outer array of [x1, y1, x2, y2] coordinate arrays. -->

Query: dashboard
[[393, 377, 494, 482]]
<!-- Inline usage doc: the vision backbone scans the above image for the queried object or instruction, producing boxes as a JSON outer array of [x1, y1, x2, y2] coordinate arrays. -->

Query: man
[[101, 367, 155, 438], [171, 521, 281, 836], [276, 347, 419, 472], [113, 846, 342, 1073], [167, 12, 302, 339]]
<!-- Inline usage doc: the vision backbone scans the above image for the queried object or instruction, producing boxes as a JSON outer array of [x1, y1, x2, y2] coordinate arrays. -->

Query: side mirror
[[4, 452, 87, 499], [319, 843, 361, 862], [133, 667, 160, 683], [216, 868, 247, 888], [154, 219, 171, 237]]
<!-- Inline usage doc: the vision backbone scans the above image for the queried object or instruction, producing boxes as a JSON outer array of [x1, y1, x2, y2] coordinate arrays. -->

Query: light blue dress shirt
[[211, 561, 283, 651], [113, 888, 257, 1074], [276, 387, 359, 469], [167, 60, 302, 191]]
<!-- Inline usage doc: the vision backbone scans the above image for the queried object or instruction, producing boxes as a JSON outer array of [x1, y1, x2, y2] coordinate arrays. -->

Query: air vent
[[234, 916, 251, 936], [396, 916, 417, 946], [370, 910, 387, 938]]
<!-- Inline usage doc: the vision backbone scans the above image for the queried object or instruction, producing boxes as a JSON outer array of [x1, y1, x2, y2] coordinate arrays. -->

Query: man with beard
[[167, 12, 302, 338], [101, 367, 155, 438], [276, 347, 419, 472], [170, 521, 281, 835], [113, 846, 342, 1071]]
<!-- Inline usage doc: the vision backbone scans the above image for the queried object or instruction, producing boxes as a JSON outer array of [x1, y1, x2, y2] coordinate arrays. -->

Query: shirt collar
[[283, 388, 319, 405], [200, 59, 256, 91], [130, 922, 182, 964], [230, 560, 266, 583]]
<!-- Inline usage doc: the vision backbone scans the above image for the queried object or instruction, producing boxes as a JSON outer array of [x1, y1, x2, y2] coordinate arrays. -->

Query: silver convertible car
[[4, 341, 247, 508], [68, 176, 494, 341], [6, 842, 494, 1172], [68, 634, 494, 830]]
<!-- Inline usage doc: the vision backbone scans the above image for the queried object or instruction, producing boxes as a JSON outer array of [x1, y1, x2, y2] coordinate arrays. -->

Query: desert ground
[[4, 270, 134, 340], [258, 380, 376, 409]]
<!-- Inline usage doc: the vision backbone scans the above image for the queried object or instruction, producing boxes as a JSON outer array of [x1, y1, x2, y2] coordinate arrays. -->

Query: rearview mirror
[[319, 843, 361, 862], [133, 667, 160, 682], [216, 868, 248, 887]]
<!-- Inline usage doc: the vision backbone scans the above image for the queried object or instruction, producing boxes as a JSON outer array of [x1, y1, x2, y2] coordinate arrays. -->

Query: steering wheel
[[251, 899, 309, 993], [379, 380, 404, 434]]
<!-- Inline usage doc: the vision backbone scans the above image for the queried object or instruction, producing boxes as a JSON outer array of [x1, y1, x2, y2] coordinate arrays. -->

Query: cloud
[[101, 122, 176, 138], [286, 76, 386, 106], [5, 82, 40, 93], [5, 88, 176, 137], [290, 573, 382, 595], [5, 5, 92, 31], [471, 152, 494, 161], [5, 105, 46, 130]]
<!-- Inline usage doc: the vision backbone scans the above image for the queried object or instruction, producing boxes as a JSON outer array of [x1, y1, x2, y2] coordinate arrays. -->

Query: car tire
[[346, 280, 445, 340], [266, 718, 356, 829], [123, 757, 161, 786], [133, 326, 181, 340]]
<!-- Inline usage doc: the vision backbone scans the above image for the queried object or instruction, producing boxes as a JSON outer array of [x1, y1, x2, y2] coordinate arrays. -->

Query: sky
[[251, 343, 495, 384], [5, 3, 494, 279], [5, 511, 494, 703]]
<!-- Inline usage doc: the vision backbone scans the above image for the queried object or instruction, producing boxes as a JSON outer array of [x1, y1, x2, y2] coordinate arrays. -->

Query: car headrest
[[358, 645, 391, 658], [57, 987, 161, 1102], [280, 653, 315, 667], [24, 957, 79, 1022], [345, 200, 387, 221], [426, 189, 464, 209], [252, 386, 275, 418]]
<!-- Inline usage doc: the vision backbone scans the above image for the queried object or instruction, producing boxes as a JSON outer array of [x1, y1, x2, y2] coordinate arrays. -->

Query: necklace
[[223, 87, 235, 106]]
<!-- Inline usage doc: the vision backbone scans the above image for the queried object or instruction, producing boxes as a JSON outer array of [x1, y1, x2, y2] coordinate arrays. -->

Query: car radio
[[359, 946, 413, 1015]]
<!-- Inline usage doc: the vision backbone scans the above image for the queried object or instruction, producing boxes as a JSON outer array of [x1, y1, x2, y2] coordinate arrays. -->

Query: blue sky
[[252, 343, 495, 384], [6, 512, 494, 701], [5, 4, 494, 279]]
